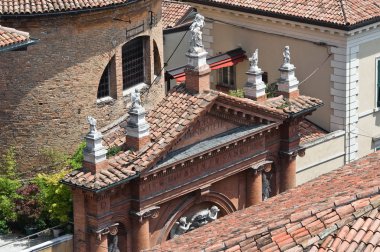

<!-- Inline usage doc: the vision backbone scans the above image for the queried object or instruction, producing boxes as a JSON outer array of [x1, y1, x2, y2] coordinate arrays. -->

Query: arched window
[[122, 37, 146, 90], [153, 41, 161, 77], [97, 61, 111, 99]]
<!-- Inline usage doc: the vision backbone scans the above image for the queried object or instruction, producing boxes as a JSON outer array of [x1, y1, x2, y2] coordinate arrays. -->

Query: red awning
[[167, 48, 246, 83]]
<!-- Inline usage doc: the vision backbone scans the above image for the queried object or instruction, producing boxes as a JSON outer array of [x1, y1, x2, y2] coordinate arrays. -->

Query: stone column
[[246, 170, 262, 206], [280, 154, 297, 192], [91, 235, 108, 252]]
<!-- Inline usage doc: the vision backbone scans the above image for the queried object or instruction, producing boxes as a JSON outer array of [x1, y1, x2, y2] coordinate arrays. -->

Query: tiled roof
[[63, 85, 322, 191], [0, 26, 30, 50], [154, 151, 380, 252], [187, 0, 380, 28], [0, 0, 136, 15], [162, 0, 193, 29], [299, 120, 327, 145], [263, 95, 323, 116]]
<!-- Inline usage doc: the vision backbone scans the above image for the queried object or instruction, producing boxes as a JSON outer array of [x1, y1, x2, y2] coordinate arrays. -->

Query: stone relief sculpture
[[189, 14, 205, 50], [170, 205, 220, 238], [283, 45, 291, 64], [249, 49, 259, 71], [262, 172, 272, 200], [87, 116, 97, 133], [131, 88, 142, 109]]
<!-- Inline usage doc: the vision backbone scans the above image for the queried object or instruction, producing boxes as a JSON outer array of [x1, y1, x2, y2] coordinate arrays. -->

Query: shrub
[[15, 184, 44, 229], [34, 170, 72, 225], [69, 141, 86, 169], [228, 89, 245, 98], [107, 146, 123, 158], [266, 82, 277, 98]]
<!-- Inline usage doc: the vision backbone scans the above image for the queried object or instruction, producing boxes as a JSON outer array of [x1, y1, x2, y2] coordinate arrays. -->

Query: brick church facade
[[62, 27, 323, 251], [0, 0, 165, 169]]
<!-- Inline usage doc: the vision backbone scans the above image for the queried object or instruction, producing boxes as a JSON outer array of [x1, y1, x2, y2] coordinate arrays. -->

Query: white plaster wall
[[358, 112, 380, 157], [296, 131, 345, 186], [358, 37, 380, 113], [207, 19, 333, 131]]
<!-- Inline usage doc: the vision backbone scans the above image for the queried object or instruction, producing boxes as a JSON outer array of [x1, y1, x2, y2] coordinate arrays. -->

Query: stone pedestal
[[83, 120, 108, 173], [277, 63, 299, 98], [246, 170, 262, 206], [244, 66, 267, 101], [125, 105, 150, 151], [133, 218, 150, 252], [185, 47, 210, 93]]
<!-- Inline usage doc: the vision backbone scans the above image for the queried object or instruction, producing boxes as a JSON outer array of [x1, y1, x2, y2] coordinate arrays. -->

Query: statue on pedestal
[[249, 49, 259, 72], [283, 46, 291, 65], [131, 89, 142, 109]]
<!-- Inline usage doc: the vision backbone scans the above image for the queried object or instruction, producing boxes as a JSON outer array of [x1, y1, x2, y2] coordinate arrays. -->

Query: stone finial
[[83, 116, 107, 172], [185, 13, 211, 93], [244, 49, 267, 101], [277, 46, 299, 98], [125, 92, 150, 151]]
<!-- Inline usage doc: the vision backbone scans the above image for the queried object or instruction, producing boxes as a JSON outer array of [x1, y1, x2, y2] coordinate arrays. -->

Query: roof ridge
[[338, 0, 349, 25]]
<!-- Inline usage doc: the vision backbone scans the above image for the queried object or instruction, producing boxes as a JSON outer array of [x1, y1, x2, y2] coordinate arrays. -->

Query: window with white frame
[[377, 59, 380, 107], [122, 37, 145, 90], [217, 66, 235, 88]]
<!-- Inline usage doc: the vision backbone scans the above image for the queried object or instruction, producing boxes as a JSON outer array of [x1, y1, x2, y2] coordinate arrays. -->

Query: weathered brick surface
[[0, 0, 165, 170]]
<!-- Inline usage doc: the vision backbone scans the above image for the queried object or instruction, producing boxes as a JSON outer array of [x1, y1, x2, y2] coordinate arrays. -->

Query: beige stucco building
[[180, 1, 380, 176]]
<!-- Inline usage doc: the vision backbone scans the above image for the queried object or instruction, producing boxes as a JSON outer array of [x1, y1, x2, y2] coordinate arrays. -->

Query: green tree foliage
[[0, 147, 21, 234], [68, 141, 86, 169], [34, 170, 72, 225]]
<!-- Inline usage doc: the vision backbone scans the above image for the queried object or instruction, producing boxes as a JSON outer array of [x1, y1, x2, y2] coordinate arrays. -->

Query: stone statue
[[170, 217, 191, 238], [283, 46, 291, 64], [262, 172, 272, 200], [87, 116, 97, 133], [131, 88, 142, 109], [170, 205, 220, 238], [190, 205, 220, 228], [108, 235, 120, 252], [249, 49, 259, 71], [189, 14, 205, 49]]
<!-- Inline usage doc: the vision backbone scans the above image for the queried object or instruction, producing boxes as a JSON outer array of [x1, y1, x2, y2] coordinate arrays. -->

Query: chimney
[[185, 13, 211, 93], [277, 46, 299, 99], [244, 49, 267, 102], [125, 89, 150, 151], [83, 116, 108, 173]]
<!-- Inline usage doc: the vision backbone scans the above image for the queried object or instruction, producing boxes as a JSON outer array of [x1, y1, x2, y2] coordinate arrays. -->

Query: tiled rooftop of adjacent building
[[0, 0, 138, 15], [152, 151, 380, 252], [186, 0, 380, 28], [62, 84, 322, 191], [162, 0, 193, 29], [0, 26, 31, 50]]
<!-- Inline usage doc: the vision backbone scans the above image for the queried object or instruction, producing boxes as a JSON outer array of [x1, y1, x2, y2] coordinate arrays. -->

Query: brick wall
[[0, 0, 165, 170]]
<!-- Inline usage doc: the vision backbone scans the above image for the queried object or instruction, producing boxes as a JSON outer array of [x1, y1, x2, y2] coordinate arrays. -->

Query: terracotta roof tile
[[188, 0, 380, 28], [162, 0, 193, 29], [0, 0, 138, 15], [64, 85, 322, 191], [0, 26, 30, 50], [154, 151, 380, 252], [298, 120, 327, 145]]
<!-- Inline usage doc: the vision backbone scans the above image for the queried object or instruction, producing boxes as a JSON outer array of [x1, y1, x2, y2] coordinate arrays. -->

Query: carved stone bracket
[[130, 206, 160, 222], [94, 223, 119, 241]]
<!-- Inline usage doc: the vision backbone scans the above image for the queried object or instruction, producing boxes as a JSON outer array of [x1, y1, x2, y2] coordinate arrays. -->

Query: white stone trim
[[21, 234, 73, 252], [330, 45, 359, 163], [300, 130, 345, 149]]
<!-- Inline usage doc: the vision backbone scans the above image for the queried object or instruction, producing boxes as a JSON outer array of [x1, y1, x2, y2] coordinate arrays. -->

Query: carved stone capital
[[249, 160, 273, 174], [130, 206, 160, 222], [94, 223, 119, 241]]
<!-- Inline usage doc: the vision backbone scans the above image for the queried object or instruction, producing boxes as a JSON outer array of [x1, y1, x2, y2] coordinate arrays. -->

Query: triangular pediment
[[171, 113, 240, 152]]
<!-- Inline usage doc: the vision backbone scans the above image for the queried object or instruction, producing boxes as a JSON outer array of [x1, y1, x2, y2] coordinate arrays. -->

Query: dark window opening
[[217, 66, 235, 88], [122, 37, 145, 90], [153, 42, 161, 77], [97, 62, 111, 99]]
